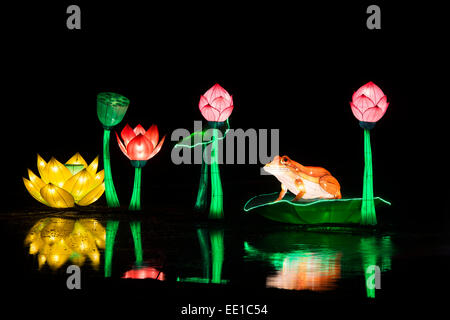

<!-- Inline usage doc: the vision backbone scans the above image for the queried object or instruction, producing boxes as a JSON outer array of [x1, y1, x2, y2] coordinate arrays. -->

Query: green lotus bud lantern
[[97, 92, 130, 208]]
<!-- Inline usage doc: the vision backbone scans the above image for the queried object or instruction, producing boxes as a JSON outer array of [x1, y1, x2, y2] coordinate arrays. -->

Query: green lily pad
[[244, 192, 391, 224]]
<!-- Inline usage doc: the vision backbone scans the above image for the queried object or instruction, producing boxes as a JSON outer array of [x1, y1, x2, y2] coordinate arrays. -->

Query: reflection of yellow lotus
[[23, 153, 105, 208], [25, 218, 106, 270]]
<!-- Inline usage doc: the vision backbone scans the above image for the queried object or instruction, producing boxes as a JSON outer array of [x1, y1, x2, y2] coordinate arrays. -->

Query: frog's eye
[[281, 156, 289, 165]]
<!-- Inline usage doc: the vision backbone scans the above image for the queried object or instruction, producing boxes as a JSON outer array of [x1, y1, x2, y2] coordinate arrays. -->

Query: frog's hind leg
[[275, 184, 288, 201], [292, 179, 306, 201], [319, 175, 341, 199]]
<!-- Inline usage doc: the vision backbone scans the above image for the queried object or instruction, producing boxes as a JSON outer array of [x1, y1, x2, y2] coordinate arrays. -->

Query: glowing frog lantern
[[264, 155, 341, 201]]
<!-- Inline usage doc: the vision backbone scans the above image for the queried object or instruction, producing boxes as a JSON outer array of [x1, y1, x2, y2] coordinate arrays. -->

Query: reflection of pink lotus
[[122, 266, 165, 280], [199, 84, 234, 122], [350, 81, 389, 123]]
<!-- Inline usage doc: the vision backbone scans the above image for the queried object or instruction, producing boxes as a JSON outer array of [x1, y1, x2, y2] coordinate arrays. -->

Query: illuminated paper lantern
[[197, 84, 234, 219], [25, 218, 106, 270], [350, 82, 390, 225], [116, 124, 165, 210], [23, 153, 105, 208], [263, 155, 342, 201], [97, 92, 130, 208], [198, 83, 234, 122]]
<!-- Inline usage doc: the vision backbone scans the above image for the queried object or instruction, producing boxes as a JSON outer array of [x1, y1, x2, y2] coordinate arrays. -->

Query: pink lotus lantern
[[199, 84, 234, 122], [350, 81, 389, 128], [350, 81, 390, 226]]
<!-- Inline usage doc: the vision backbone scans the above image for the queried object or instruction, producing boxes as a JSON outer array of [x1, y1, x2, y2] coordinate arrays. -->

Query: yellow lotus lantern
[[23, 153, 105, 208], [25, 218, 106, 270]]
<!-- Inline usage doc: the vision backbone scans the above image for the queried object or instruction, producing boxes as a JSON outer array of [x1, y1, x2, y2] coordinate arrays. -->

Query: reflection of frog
[[264, 155, 341, 201]]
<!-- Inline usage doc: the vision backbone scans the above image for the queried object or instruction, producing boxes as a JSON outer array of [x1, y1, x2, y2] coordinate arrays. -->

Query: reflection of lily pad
[[244, 192, 391, 224]]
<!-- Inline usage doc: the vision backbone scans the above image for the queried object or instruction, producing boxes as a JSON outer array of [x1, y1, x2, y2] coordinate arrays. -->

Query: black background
[[2, 1, 448, 226], [1, 0, 449, 314]]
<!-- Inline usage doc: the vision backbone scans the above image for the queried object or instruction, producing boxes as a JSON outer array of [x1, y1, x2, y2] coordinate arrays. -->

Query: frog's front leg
[[275, 184, 288, 201], [292, 179, 306, 201]]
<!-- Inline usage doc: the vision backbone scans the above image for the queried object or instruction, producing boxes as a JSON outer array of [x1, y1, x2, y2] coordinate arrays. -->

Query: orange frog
[[263, 155, 341, 201]]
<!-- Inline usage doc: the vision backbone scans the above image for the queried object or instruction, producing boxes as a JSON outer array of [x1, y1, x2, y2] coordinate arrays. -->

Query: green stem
[[209, 128, 224, 219], [210, 229, 224, 284], [361, 129, 377, 225], [129, 167, 142, 211], [103, 129, 120, 208], [197, 229, 211, 281], [195, 145, 209, 212], [130, 221, 143, 265], [104, 220, 119, 278]]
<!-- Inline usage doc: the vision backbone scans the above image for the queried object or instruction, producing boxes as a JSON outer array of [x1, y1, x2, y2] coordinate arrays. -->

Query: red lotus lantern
[[116, 124, 165, 210], [199, 83, 234, 122]]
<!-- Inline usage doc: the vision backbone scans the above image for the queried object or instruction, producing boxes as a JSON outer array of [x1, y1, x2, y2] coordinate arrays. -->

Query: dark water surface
[[1, 207, 449, 315]]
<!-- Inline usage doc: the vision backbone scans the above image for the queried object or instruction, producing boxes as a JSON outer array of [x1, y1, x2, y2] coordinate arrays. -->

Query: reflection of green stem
[[130, 221, 143, 265], [195, 145, 209, 212], [361, 129, 377, 225], [360, 237, 377, 298], [103, 129, 120, 208], [197, 229, 210, 280], [209, 128, 223, 219], [129, 167, 142, 211], [104, 220, 119, 278], [210, 229, 224, 284]]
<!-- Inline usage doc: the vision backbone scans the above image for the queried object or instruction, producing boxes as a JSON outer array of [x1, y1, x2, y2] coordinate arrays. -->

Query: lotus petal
[[42, 157, 73, 188], [78, 183, 105, 206], [133, 124, 147, 136], [353, 95, 376, 113], [127, 134, 154, 160], [28, 169, 46, 189], [92, 169, 105, 187], [66, 152, 88, 168], [116, 131, 131, 159], [376, 95, 389, 113], [86, 156, 99, 176], [148, 135, 166, 160], [199, 104, 220, 122], [218, 105, 234, 122], [63, 169, 94, 201], [121, 124, 136, 147], [210, 96, 231, 112], [352, 81, 385, 106], [40, 183, 75, 208], [199, 95, 209, 109], [23, 177, 49, 206], [350, 102, 363, 121], [362, 106, 385, 123], [203, 83, 231, 103], [145, 124, 159, 148], [37, 154, 48, 183]]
